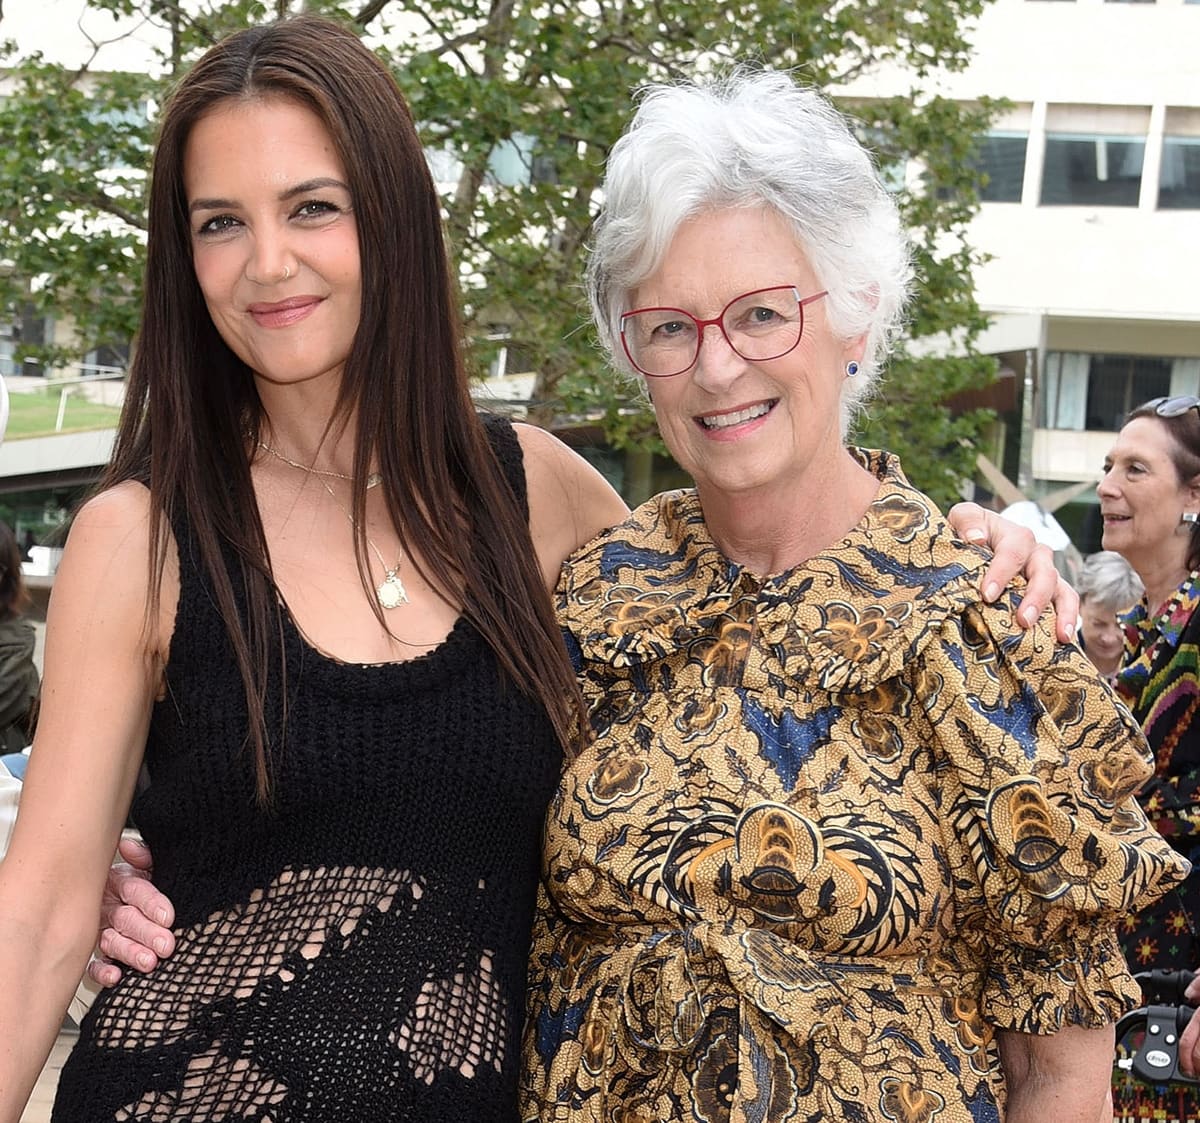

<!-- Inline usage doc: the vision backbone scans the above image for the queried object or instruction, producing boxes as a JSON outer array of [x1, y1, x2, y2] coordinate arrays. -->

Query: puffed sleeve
[[920, 600, 1190, 1033]]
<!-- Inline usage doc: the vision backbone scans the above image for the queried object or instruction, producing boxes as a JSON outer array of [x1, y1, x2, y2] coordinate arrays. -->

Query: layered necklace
[[258, 440, 408, 610], [258, 439, 384, 491]]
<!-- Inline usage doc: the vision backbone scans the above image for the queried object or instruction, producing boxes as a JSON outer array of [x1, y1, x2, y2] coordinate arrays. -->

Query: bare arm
[[0, 484, 172, 1121], [946, 501, 1079, 641], [996, 1024, 1114, 1123], [516, 423, 629, 589]]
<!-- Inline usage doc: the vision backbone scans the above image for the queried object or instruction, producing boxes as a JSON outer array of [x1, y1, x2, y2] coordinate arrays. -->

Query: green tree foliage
[[0, 0, 999, 506]]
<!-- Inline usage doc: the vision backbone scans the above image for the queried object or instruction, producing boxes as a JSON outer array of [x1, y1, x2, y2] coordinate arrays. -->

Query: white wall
[[838, 0, 1200, 108], [970, 205, 1200, 321]]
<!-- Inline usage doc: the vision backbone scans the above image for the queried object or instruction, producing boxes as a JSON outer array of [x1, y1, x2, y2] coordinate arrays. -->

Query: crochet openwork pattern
[[87, 865, 507, 1120]]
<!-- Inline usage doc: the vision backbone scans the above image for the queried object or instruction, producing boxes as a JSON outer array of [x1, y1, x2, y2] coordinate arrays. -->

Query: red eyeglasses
[[619, 286, 828, 378]]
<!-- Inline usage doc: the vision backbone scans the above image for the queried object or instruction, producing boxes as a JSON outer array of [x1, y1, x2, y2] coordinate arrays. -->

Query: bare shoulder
[[513, 422, 629, 586], [64, 482, 160, 587], [71, 479, 154, 533], [55, 481, 178, 660]]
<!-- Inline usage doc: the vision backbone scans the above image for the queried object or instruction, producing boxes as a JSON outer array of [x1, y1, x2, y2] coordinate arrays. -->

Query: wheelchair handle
[[1116, 1002, 1200, 1087]]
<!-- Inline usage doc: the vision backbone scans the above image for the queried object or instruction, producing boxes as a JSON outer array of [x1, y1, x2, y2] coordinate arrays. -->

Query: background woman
[[1098, 396, 1200, 1123], [521, 71, 1186, 1123], [1077, 549, 1144, 682], [0, 17, 627, 1122]]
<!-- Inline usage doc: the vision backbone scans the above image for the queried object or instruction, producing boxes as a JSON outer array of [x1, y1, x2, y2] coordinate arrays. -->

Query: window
[[927, 109, 1031, 203], [1041, 135, 1145, 205], [1160, 138, 1200, 208], [0, 305, 50, 378], [973, 133, 1028, 202], [1039, 352, 1200, 431], [82, 342, 129, 376], [1160, 110, 1200, 209], [1040, 105, 1149, 206]]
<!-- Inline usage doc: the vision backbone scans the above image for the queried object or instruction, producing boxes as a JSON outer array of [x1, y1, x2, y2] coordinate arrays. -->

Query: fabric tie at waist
[[613, 919, 897, 1055]]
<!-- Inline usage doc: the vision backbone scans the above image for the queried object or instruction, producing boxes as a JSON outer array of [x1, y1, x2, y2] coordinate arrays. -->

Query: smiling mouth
[[698, 401, 775, 431], [248, 297, 321, 328]]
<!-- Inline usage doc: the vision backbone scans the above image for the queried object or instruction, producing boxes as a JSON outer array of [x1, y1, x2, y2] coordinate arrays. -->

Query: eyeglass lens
[[621, 286, 803, 378]]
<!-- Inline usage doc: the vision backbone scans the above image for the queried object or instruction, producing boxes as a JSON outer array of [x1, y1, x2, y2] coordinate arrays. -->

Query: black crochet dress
[[52, 418, 562, 1122]]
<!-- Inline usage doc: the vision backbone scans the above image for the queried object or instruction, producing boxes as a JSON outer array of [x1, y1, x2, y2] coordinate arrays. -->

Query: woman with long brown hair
[[0, 17, 625, 1122]]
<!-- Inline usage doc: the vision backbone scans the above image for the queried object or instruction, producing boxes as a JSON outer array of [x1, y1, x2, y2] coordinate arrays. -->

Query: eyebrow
[[188, 177, 351, 215]]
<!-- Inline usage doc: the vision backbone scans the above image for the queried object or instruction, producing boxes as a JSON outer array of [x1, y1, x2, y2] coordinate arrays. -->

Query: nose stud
[[282, 266, 292, 281]]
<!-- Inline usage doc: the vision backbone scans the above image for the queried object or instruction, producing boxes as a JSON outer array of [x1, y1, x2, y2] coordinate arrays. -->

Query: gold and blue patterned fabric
[[521, 449, 1189, 1123]]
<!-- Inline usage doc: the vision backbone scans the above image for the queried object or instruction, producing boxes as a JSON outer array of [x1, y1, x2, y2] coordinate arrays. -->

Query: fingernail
[[153, 937, 171, 956], [1020, 606, 1038, 627], [137, 953, 155, 970], [963, 527, 986, 543], [155, 908, 170, 926], [983, 582, 1000, 602]]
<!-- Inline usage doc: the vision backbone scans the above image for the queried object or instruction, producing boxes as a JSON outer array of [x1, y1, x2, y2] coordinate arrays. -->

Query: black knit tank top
[[52, 416, 562, 1122]]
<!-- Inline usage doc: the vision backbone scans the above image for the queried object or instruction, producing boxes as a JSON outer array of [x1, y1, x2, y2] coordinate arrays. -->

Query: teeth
[[700, 403, 771, 430]]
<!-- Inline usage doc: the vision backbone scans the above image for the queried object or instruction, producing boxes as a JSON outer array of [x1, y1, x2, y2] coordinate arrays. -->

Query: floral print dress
[[521, 450, 1189, 1123]]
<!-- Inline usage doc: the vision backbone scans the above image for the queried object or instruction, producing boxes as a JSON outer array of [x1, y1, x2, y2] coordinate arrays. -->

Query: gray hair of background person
[[1077, 550, 1144, 612], [586, 67, 913, 435]]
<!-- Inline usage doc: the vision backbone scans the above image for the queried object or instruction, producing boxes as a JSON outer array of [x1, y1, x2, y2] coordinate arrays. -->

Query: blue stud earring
[[845, 360, 860, 378]]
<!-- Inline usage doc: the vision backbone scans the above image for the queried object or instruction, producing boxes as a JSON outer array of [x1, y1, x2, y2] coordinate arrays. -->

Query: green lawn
[[5, 389, 123, 439]]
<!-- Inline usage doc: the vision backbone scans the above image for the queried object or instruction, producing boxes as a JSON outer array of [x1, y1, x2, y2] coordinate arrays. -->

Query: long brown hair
[[104, 14, 580, 800]]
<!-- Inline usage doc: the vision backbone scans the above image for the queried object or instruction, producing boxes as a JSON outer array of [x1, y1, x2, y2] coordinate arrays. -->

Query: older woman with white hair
[[520, 70, 1187, 1123], [1077, 550, 1144, 682]]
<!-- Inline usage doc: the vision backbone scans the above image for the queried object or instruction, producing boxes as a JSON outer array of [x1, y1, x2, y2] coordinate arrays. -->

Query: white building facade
[[841, 0, 1200, 549]]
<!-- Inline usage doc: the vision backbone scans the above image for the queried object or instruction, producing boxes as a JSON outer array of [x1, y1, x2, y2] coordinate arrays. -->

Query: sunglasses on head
[[1147, 395, 1200, 418]]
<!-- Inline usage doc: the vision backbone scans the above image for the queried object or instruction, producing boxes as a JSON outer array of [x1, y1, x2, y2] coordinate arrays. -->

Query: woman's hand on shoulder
[[946, 501, 1078, 642], [515, 423, 629, 590]]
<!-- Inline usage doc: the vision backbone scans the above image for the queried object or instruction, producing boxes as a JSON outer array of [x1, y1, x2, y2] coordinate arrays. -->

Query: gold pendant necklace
[[257, 439, 406, 609], [311, 476, 408, 609]]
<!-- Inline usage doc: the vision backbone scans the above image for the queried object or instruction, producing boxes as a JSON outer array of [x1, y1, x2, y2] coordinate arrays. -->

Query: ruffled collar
[[559, 449, 992, 693]]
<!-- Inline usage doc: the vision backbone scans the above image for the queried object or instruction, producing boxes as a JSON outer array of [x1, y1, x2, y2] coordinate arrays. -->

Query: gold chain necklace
[[257, 439, 382, 490], [313, 477, 409, 610], [258, 440, 407, 609]]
